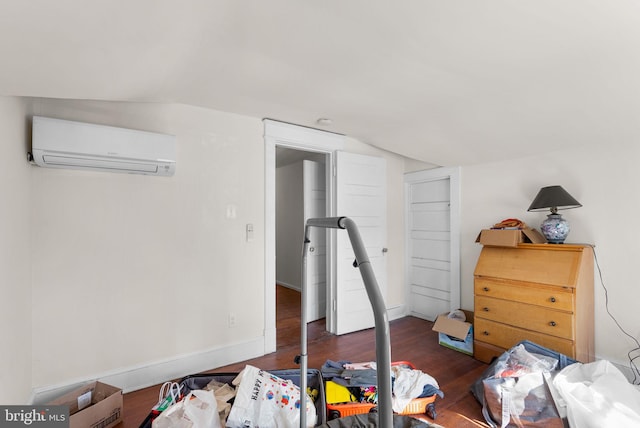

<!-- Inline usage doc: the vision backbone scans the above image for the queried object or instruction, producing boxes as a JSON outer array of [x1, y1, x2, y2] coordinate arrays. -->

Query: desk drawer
[[475, 295, 574, 340], [474, 317, 575, 358], [475, 277, 574, 312]]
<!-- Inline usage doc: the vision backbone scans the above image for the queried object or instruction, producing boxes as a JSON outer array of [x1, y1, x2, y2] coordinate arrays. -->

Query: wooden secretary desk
[[473, 243, 595, 364]]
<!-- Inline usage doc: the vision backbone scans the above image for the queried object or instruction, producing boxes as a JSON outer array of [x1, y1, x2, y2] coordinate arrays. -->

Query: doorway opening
[[275, 147, 329, 349]]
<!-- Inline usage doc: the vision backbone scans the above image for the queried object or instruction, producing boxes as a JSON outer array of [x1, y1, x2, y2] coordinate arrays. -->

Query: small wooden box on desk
[[473, 243, 594, 364]]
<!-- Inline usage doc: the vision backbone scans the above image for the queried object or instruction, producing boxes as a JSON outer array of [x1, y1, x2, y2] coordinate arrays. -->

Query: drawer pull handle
[[549, 321, 557, 327], [483, 307, 489, 312], [483, 287, 490, 292], [550, 297, 557, 303], [483, 331, 490, 336]]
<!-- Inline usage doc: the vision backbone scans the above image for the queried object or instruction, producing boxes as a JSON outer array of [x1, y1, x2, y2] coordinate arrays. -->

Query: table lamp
[[527, 185, 582, 243]]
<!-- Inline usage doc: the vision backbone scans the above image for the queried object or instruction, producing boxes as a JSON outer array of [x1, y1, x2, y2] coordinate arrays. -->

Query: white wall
[[26, 99, 266, 394], [0, 97, 32, 404], [461, 144, 640, 374], [275, 161, 303, 289]]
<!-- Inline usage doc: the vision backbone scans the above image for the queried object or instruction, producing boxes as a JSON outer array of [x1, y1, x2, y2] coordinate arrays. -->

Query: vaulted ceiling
[[2, 1, 639, 166]]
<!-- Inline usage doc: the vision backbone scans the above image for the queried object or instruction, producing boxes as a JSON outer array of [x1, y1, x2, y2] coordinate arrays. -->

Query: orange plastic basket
[[327, 401, 376, 420], [326, 395, 436, 420]]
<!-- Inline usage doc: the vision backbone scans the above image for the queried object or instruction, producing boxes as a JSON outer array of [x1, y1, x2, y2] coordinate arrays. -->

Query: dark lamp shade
[[527, 185, 582, 212]]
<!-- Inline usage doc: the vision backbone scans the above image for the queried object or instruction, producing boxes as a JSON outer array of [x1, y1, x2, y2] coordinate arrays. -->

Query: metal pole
[[299, 225, 311, 428], [340, 217, 393, 428]]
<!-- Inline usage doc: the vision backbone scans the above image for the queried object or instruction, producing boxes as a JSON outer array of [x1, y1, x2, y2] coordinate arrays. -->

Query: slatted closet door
[[407, 177, 452, 321]]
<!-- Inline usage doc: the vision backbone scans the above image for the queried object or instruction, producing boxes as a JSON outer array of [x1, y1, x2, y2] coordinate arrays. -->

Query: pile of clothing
[[321, 360, 444, 413]]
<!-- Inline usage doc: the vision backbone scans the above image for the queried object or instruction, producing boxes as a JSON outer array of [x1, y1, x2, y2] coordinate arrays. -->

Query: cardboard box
[[475, 228, 546, 247], [432, 309, 474, 356], [48, 381, 122, 428]]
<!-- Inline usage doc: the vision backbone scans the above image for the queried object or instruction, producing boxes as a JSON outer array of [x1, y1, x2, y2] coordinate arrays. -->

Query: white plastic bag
[[552, 360, 640, 428], [226, 365, 317, 428], [152, 389, 222, 428]]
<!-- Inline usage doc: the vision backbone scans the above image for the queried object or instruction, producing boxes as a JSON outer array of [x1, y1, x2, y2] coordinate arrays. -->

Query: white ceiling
[[3, 1, 639, 166]]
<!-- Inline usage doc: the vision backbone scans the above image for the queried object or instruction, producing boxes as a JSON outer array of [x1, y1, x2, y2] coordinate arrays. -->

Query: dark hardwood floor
[[121, 286, 489, 427]]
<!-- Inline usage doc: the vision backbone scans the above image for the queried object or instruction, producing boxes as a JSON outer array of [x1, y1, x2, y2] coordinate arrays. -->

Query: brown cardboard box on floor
[[47, 381, 122, 428], [432, 309, 474, 356], [475, 228, 546, 247]]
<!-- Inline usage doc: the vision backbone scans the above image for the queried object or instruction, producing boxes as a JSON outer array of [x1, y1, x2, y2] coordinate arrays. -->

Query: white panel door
[[405, 167, 460, 321], [334, 151, 387, 335], [303, 160, 327, 322]]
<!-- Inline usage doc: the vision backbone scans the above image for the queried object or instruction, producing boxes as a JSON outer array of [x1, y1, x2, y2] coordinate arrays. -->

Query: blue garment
[[417, 384, 444, 399]]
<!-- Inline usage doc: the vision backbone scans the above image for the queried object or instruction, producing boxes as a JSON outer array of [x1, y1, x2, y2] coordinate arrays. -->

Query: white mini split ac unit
[[30, 116, 176, 176]]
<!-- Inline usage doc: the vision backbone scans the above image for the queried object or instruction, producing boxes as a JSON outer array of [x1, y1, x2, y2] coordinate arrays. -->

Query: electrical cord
[[590, 244, 640, 384]]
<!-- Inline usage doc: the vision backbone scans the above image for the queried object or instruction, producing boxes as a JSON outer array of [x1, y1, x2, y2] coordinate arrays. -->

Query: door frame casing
[[404, 167, 461, 318], [264, 119, 344, 353]]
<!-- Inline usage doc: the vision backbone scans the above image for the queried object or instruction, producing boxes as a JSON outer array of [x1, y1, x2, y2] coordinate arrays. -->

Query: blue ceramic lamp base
[[540, 213, 570, 244]]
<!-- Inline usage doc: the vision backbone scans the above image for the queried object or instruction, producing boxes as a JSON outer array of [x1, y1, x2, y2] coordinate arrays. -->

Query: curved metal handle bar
[[305, 216, 347, 229]]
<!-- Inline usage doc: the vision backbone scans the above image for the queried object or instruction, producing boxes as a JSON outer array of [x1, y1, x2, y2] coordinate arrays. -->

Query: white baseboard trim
[[276, 281, 300, 292], [387, 304, 406, 321], [31, 336, 265, 404]]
